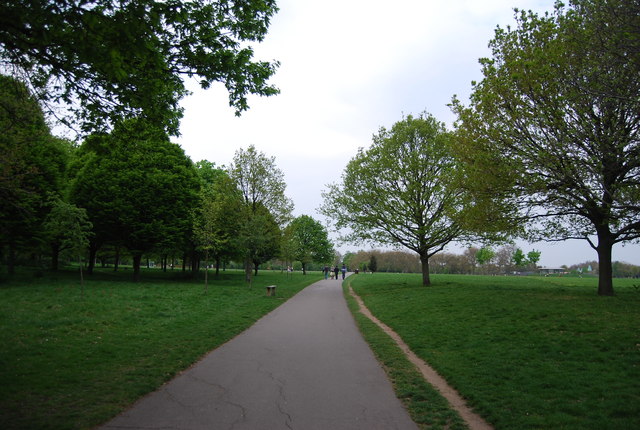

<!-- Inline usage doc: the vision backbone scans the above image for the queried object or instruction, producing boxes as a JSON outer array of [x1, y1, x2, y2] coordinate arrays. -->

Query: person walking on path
[[323, 265, 329, 279], [334, 265, 340, 280], [100, 277, 418, 430], [341, 264, 347, 280]]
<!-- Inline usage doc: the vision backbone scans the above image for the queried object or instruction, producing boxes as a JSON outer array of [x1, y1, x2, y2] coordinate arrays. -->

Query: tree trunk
[[302, 262, 307, 275], [7, 240, 16, 275], [51, 243, 60, 271], [113, 246, 120, 272], [88, 242, 98, 275], [204, 249, 209, 295], [596, 233, 614, 296], [244, 258, 252, 284], [215, 257, 220, 277], [132, 253, 142, 282], [420, 253, 431, 286]]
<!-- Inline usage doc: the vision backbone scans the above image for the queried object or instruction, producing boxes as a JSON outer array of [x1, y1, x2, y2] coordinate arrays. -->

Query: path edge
[[347, 285, 494, 430]]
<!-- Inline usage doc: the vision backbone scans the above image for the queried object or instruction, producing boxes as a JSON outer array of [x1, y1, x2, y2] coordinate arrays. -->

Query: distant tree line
[[341, 247, 640, 278]]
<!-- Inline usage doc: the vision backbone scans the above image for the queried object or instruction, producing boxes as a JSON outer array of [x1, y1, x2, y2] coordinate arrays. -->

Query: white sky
[[175, 0, 640, 267]]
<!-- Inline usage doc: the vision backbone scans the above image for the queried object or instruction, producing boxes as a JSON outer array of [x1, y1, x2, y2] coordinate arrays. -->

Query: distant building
[[539, 267, 566, 275]]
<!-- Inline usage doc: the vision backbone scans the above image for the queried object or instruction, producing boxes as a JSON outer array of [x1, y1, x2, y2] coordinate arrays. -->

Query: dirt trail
[[349, 286, 493, 430]]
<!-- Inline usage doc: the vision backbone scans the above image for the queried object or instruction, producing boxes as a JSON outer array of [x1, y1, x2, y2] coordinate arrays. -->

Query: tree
[[527, 249, 542, 268], [0, 0, 279, 135], [42, 197, 92, 292], [476, 246, 495, 265], [321, 112, 467, 286], [228, 145, 293, 227], [0, 75, 68, 274], [369, 254, 378, 273], [242, 203, 281, 278], [228, 145, 293, 281], [451, 0, 640, 295], [69, 119, 199, 281], [194, 171, 244, 281], [512, 248, 527, 267], [286, 215, 333, 275]]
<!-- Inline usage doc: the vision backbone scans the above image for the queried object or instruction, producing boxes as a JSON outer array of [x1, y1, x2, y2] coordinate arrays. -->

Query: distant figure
[[323, 266, 329, 279], [334, 266, 340, 280], [341, 264, 347, 280]]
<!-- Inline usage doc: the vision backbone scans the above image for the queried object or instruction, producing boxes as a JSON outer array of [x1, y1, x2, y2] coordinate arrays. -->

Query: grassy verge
[[0, 268, 320, 429], [349, 273, 640, 429], [343, 280, 468, 429]]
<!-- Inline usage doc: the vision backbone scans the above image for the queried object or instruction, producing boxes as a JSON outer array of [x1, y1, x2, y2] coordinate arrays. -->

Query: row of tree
[[322, 0, 640, 296], [0, 75, 335, 281], [342, 246, 542, 276]]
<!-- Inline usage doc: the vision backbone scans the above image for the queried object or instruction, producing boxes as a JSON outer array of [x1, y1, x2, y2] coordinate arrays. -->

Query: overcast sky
[[175, 0, 640, 267]]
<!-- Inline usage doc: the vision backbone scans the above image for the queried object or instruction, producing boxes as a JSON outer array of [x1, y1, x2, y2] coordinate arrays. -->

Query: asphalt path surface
[[100, 276, 418, 430]]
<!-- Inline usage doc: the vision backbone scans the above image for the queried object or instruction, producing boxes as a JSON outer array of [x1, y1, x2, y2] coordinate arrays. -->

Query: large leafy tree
[[228, 145, 293, 280], [69, 119, 200, 281], [228, 145, 293, 226], [321, 112, 466, 286], [194, 166, 244, 279], [0, 75, 68, 274], [285, 215, 334, 275], [0, 0, 280, 134], [451, 0, 640, 296]]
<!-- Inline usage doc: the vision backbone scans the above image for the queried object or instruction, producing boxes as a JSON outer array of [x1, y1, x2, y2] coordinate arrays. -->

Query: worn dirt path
[[348, 285, 493, 430], [100, 276, 418, 430]]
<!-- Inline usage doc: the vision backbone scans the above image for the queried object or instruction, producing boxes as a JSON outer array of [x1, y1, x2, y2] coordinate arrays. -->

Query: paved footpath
[[100, 276, 418, 430]]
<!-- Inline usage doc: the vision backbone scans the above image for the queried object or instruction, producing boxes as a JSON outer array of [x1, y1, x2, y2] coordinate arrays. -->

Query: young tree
[[451, 0, 640, 295], [369, 254, 378, 273], [512, 248, 527, 267], [42, 197, 92, 292], [0, 0, 280, 134], [194, 172, 244, 279], [228, 145, 293, 281], [285, 215, 334, 275], [321, 112, 467, 286], [476, 246, 495, 266], [527, 250, 542, 268]]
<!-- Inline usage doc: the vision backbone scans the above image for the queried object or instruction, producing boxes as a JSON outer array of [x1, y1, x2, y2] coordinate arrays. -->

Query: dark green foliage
[[0, 75, 68, 273], [69, 119, 200, 280], [369, 254, 378, 273], [0, 0, 280, 134]]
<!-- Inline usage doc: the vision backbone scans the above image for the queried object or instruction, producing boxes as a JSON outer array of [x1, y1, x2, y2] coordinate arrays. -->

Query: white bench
[[265, 285, 277, 296]]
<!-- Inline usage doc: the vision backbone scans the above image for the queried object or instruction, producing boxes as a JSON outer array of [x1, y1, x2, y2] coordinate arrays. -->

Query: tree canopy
[[69, 119, 200, 280], [0, 75, 68, 273], [451, 0, 640, 296], [227, 145, 292, 280], [321, 112, 466, 285], [285, 215, 334, 275], [0, 0, 280, 135]]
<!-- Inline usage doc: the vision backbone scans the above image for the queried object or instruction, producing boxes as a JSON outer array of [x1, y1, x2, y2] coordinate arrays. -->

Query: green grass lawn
[[348, 273, 640, 429], [0, 268, 320, 429]]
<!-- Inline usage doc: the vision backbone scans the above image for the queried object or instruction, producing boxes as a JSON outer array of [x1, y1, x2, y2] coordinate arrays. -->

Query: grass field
[[0, 268, 320, 429], [348, 273, 640, 429]]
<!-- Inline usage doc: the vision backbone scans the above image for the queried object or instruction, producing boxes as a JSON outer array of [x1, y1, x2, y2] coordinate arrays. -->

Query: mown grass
[[349, 273, 640, 429], [0, 268, 320, 429], [343, 280, 469, 430]]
